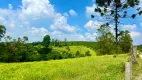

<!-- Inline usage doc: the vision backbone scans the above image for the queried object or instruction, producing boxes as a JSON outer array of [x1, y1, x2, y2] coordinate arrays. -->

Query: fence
[[125, 46, 137, 80]]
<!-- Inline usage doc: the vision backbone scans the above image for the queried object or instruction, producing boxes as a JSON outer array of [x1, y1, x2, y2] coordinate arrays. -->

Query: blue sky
[[0, 0, 142, 45]]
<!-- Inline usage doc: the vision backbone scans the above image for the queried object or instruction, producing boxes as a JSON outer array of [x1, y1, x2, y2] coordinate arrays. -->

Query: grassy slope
[[132, 57, 142, 79], [0, 54, 128, 80], [57, 41, 98, 50], [53, 46, 96, 56]]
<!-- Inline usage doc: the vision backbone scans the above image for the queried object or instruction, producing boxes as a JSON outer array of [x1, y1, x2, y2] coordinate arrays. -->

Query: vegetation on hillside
[[0, 26, 94, 62], [137, 45, 142, 52], [96, 23, 132, 55], [0, 24, 133, 62]]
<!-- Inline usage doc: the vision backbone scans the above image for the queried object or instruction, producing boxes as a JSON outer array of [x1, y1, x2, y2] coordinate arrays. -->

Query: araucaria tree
[[0, 25, 6, 40], [92, 0, 142, 54]]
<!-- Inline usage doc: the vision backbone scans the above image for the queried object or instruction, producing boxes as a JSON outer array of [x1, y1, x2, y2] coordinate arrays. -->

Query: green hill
[[53, 46, 96, 56], [0, 54, 128, 80], [59, 41, 98, 51]]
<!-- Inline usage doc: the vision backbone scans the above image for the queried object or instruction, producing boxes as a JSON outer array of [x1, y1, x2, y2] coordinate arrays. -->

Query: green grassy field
[[53, 46, 96, 56], [58, 41, 98, 50], [132, 57, 142, 79], [0, 54, 128, 80]]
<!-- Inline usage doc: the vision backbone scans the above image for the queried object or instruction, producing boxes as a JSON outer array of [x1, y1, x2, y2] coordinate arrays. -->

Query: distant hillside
[[59, 41, 98, 51], [31, 41, 98, 51], [53, 46, 96, 56]]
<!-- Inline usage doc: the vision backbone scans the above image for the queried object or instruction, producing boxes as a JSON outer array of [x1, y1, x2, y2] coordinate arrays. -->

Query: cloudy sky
[[0, 0, 142, 45]]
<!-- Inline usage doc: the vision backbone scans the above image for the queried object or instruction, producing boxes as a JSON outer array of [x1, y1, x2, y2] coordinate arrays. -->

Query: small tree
[[23, 36, 28, 43], [85, 51, 91, 56], [4, 35, 12, 42], [75, 50, 80, 57], [119, 30, 133, 53], [66, 46, 70, 52], [51, 39, 55, 46], [55, 39, 60, 46], [96, 24, 115, 55], [42, 35, 51, 47], [64, 38, 67, 46], [0, 25, 6, 41]]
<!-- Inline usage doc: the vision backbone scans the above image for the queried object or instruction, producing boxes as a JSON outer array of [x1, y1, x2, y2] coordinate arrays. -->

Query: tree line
[[96, 24, 132, 55], [0, 25, 91, 62]]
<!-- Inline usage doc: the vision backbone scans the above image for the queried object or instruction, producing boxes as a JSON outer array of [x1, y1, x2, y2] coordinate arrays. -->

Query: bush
[[85, 51, 91, 56], [79, 54, 85, 57], [26, 52, 41, 61], [66, 46, 70, 51], [38, 47, 52, 54], [62, 51, 75, 59], [46, 50, 62, 60], [75, 51, 80, 57], [58, 45, 62, 47]]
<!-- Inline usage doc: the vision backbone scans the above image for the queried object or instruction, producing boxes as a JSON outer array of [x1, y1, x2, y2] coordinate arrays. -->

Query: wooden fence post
[[126, 62, 131, 80], [131, 46, 137, 63]]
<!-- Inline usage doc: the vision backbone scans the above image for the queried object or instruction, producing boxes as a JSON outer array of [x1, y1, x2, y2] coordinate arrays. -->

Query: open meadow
[[0, 54, 128, 80]]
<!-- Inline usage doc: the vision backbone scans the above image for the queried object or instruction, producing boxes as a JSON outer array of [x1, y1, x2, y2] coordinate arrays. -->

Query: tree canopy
[[92, 0, 142, 54], [42, 35, 51, 47], [0, 25, 6, 40]]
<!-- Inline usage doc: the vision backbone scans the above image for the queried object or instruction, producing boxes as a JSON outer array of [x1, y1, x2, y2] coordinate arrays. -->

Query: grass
[[53, 46, 96, 56], [132, 57, 142, 79], [0, 54, 128, 80]]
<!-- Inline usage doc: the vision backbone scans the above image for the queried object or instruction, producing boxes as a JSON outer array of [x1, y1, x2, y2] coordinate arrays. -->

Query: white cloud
[[85, 4, 111, 18], [129, 31, 140, 37], [122, 24, 136, 31], [0, 0, 79, 42], [85, 20, 102, 32], [50, 32, 86, 41], [139, 0, 142, 7], [85, 33, 97, 41], [0, 0, 55, 30], [63, 12, 68, 17], [69, 9, 78, 16], [20, 0, 55, 20], [50, 13, 76, 33], [86, 4, 97, 17], [29, 27, 48, 36], [8, 4, 13, 9], [129, 31, 142, 45], [140, 23, 142, 27]]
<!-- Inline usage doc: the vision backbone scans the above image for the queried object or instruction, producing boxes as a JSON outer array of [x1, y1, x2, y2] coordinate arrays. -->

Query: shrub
[[79, 54, 85, 57], [85, 51, 91, 56], [38, 47, 52, 54], [66, 46, 70, 51], [62, 51, 75, 59], [26, 52, 41, 61], [58, 45, 62, 47], [75, 51, 80, 57], [46, 50, 62, 60]]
